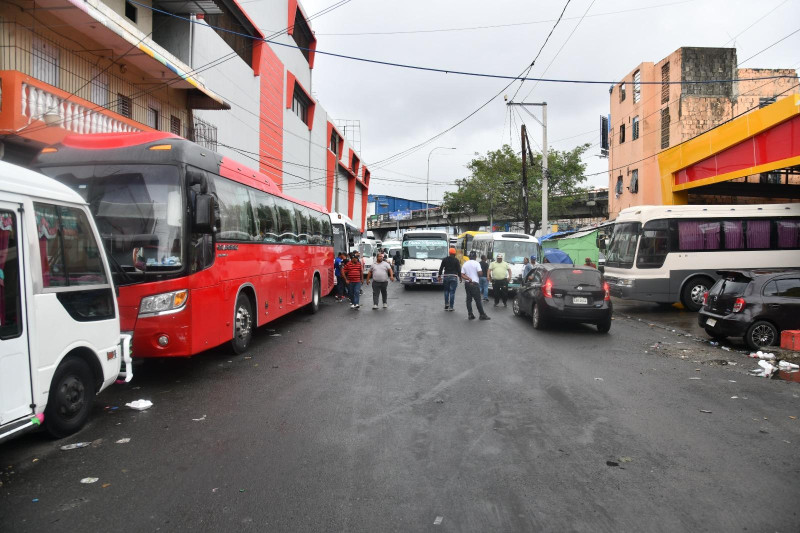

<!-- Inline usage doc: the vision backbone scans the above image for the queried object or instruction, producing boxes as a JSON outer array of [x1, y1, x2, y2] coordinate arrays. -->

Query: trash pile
[[748, 351, 799, 378]]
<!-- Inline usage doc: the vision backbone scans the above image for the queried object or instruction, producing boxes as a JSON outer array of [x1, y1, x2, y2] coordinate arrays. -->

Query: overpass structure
[[367, 189, 608, 240]]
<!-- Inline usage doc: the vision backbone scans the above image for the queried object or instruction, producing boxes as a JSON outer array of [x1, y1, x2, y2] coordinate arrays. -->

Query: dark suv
[[513, 264, 612, 332], [698, 269, 800, 350]]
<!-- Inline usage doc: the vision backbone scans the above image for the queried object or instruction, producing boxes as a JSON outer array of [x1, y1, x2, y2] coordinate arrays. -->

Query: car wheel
[[597, 316, 612, 333], [307, 276, 321, 314], [45, 356, 96, 438], [745, 320, 778, 351], [680, 276, 713, 312], [704, 327, 726, 341], [531, 302, 545, 330], [231, 293, 254, 354], [512, 296, 522, 317]]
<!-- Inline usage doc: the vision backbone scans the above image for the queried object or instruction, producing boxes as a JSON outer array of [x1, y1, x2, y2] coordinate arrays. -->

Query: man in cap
[[461, 251, 490, 320], [438, 247, 462, 311], [488, 253, 512, 307]]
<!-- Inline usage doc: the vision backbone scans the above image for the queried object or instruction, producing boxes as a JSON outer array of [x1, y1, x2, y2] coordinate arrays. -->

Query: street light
[[426, 146, 456, 228]]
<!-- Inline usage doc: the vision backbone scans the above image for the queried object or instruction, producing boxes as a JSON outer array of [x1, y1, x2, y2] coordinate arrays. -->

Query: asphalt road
[[1, 282, 799, 532]]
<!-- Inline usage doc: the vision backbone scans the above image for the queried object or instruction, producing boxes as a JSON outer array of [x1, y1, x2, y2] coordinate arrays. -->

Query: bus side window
[[294, 207, 309, 244], [250, 190, 278, 243], [637, 219, 669, 268], [214, 178, 256, 242], [0, 210, 22, 339], [274, 199, 297, 243]]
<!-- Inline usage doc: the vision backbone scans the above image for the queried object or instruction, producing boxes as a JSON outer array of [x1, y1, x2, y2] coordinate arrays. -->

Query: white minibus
[[399, 230, 449, 287], [470, 232, 540, 291], [604, 204, 800, 311], [0, 161, 131, 442]]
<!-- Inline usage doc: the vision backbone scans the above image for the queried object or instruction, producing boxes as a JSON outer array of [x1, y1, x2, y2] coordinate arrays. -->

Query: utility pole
[[521, 124, 529, 234], [507, 101, 547, 234]]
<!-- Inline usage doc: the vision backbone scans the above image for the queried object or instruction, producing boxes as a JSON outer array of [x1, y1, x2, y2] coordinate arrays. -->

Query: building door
[[0, 203, 33, 424]]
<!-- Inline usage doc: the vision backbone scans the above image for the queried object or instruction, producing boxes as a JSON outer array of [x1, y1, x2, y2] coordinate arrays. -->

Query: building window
[[32, 37, 59, 87], [291, 7, 314, 64], [146, 107, 159, 130], [632, 115, 640, 140], [660, 108, 670, 149], [125, 1, 138, 23], [619, 124, 626, 144], [189, 116, 218, 151], [633, 70, 641, 103], [292, 88, 311, 125], [615, 176, 624, 196], [629, 169, 639, 193], [117, 94, 132, 118], [170, 115, 182, 136], [91, 69, 108, 108], [661, 63, 670, 104], [619, 82, 626, 102], [329, 129, 340, 155]]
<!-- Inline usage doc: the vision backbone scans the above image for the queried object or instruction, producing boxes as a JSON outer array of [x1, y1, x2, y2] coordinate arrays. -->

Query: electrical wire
[[721, 0, 790, 47], [738, 26, 800, 65]]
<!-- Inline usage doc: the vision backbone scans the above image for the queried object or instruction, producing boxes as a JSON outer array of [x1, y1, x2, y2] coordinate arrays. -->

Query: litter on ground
[[80, 477, 99, 484], [125, 400, 153, 411], [115, 438, 130, 444], [60, 442, 90, 451]]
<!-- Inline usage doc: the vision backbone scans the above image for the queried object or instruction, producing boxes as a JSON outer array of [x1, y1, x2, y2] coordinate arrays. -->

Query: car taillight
[[543, 279, 553, 298], [702, 291, 708, 306], [732, 297, 745, 313], [603, 282, 610, 301]]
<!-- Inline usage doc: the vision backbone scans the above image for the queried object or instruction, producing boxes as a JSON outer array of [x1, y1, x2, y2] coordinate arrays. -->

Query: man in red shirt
[[343, 251, 364, 309]]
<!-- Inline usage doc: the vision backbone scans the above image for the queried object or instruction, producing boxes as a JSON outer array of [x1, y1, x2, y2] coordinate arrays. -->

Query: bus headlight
[[139, 290, 188, 317]]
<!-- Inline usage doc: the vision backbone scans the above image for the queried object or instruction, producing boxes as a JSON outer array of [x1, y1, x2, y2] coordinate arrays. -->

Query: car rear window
[[549, 269, 602, 287], [710, 276, 750, 297]]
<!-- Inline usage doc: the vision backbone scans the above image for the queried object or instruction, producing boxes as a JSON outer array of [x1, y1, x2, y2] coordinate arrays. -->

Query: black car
[[698, 269, 800, 350], [513, 264, 613, 332]]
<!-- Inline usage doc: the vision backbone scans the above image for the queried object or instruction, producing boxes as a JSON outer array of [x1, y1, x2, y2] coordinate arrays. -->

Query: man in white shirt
[[461, 251, 491, 320]]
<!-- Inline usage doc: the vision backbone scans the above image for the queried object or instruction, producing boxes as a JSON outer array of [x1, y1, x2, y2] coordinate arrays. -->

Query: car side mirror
[[193, 193, 215, 233]]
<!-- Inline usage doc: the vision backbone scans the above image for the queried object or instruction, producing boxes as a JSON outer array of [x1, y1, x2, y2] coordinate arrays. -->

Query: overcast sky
[[290, 0, 799, 203]]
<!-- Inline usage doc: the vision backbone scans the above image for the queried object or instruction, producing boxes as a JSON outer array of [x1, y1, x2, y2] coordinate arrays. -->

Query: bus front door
[[0, 203, 33, 425]]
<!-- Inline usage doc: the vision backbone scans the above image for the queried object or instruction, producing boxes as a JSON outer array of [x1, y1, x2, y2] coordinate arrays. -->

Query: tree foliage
[[442, 143, 591, 229]]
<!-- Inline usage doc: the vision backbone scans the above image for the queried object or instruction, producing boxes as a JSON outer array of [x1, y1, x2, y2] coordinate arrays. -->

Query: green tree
[[442, 143, 591, 230]]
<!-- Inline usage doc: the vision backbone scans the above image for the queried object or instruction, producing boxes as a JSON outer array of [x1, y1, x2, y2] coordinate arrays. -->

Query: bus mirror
[[193, 194, 215, 233], [187, 168, 208, 193]]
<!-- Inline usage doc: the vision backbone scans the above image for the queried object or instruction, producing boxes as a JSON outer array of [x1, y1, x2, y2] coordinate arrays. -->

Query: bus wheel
[[231, 294, 254, 354], [680, 276, 712, 312], [308, 276, 321, 314], [45, 356, 96, 438]]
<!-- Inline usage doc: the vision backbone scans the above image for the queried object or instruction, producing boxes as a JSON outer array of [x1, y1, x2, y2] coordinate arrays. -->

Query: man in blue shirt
[[334, 252, 346, 301]]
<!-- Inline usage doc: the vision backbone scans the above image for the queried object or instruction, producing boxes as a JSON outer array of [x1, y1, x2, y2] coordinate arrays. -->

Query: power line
[[721, 0, 790, 47], [738, 26, 800, 65]]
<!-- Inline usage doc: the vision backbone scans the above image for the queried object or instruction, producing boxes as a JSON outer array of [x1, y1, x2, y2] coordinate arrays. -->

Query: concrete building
[[0, 0, 370, 230], [608, 47, 799, 218]]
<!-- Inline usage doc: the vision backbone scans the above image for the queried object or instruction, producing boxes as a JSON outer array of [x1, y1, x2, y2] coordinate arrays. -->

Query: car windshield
[[549, 268, 603, 288], [39, 164, 184, 283], [493, 240, 538, 264], [403, 238, 448, 259], [606, 222, 640, 268]]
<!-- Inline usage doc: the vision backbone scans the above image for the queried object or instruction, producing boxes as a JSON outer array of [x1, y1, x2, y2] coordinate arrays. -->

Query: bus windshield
[[332, 223, 347, 255], [40, 164, 184, 282], [606, 222, 640, 268], [403, 238, 448, 259], [493, 240, 538, 264]]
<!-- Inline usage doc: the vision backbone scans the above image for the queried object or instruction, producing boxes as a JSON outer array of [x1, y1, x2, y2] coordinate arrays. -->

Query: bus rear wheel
[[231, 293, 254, 354], [680, 276, 713, 312], [45, 356, 96, 438], [307, 276, 321, 314]]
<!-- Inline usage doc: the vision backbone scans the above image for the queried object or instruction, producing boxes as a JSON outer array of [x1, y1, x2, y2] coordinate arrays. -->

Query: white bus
[[330, 212, 360, 256], [0, 161, 131, 442], [470, 232, 540, 291], [359, 238, 378, 276], [399, 230, 450, 287], [604, 204, 800, 311]]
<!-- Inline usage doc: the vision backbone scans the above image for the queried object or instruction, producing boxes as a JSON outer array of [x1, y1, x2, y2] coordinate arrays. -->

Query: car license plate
[[572, 296, 588, 305], [419, 279, 430, 284], [706, 318, 717, 327]]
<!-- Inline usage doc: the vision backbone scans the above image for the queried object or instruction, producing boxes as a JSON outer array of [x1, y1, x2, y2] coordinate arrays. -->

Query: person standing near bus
[[366, 252, 394, 309], [438, 247, 462, 311], [461, 251, 490, 320], [343, 252, 364, 309], [334, 252, 346, 301], [479, 254, 490, 301], [488, 253, 512, 307]]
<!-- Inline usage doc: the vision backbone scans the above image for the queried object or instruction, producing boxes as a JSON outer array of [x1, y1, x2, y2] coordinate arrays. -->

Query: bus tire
[[680, 276, 713, 312], [45, 356, 96, 439], [231, 293, 254, 354], [307, 276, 321, 314]]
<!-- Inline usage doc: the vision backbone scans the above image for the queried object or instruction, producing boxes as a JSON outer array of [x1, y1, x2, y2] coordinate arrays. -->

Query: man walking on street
[[461, 251, 490, 320], [366, 252, 394, 309], [438, 247, 461, 311], [488, 253, 512, 307], [479, 254, 490, 301], [343, 251, 363, 309], [334, 252, 347, 301]]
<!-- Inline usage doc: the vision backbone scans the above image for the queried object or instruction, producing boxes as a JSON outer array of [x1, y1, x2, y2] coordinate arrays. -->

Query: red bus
[[33, 132, 334, 357]]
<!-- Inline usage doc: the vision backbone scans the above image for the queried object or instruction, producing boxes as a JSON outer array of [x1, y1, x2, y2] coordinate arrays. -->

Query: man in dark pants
[[366, 252, 394, 309], [460, 251, 490, 320], [438, 247, 461, 311], [488, 253, 512, 307], [334, 252, 347, 301]]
